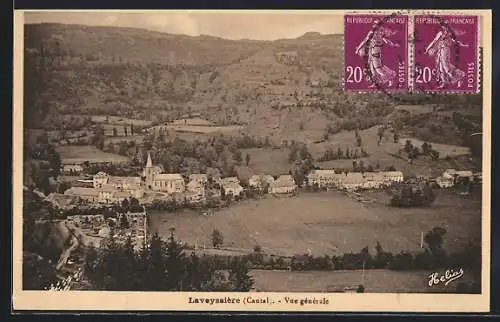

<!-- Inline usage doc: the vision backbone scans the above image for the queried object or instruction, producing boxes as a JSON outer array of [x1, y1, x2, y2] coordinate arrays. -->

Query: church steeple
[[146, 152, 153, 168]]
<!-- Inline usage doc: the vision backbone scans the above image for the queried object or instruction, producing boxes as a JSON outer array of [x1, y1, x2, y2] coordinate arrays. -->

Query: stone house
[[307, 170, 338, 189], [269, 175, 297, 195]]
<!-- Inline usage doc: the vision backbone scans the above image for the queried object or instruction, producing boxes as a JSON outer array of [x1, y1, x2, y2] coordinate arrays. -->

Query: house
[[218, 177, 240, 186], [307, 170, 338, 189], [381, 171, 404, 183], [187, 180, 205, 196], [249, 175, 275, 191], [61, 164, 84, 175], [362, 172, 385, 189], [189, 174, 208, 184], [221, 182, 244, 198], [107, 176, 142, 190], [64, 187, 100, 203], [93, 172, 109, 188], [436, 176, 454, 188], [269, 175, 297, 195], [338, 173, 365, 191], [438, 169, 474, 188]]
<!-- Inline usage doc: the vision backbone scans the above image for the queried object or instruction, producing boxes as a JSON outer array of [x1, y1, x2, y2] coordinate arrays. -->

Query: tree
[[233, 150, 243, 165], [356, 135, 362, 147], [424, 227, 447, 256], [404, 140, 413, 154], [393, 132, 399, 143], [421, 142, 430, 155], [377, 126, 385, 145], [144, 232, 166, 290], [211, 229, 224, 248], [245, 153, 250, 166], [229, 257, 254, 291], [119, 214, 130, 229], [165, 229, 186, 290]]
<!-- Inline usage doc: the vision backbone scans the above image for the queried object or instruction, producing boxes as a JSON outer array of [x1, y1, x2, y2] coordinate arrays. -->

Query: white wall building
[[269, 175, 297, 195]]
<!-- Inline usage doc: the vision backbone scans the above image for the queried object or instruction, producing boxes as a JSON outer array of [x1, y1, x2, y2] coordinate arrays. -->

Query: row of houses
[[306, 170, 405, 191], [435, 169, 478, 188]]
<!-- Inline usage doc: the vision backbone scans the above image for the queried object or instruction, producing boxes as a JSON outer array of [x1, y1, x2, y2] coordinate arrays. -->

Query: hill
[[24, 23, 482, 149]]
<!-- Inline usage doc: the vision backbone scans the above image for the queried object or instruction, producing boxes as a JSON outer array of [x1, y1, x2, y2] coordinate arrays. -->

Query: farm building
[[307, 170, 339, 189], [269, 175, 297, 195], [338, 173, 365, 191], [381, 171, 404, 183], [361, 172, 385, 189], [221, 182, 244, 198]]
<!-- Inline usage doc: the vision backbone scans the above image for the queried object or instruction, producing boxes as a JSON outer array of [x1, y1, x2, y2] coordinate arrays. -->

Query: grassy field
[[170, 124, 244, 134], [250, 269, 477, 293], [149, 190, 481, 257], [394, 105, 434, 115], [91, 115, 153, 126], [56, 145, 130, 164], [240, 148, 291, 175], [399, 138, 471, 158], [104, 135, 144, 144]]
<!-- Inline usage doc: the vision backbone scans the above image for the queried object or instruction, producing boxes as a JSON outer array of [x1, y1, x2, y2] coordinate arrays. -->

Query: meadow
[[56, 145, 130, 164], [250, 269, 477, 293], [149, 190, 481, 257], [90, 115, 153, 126]]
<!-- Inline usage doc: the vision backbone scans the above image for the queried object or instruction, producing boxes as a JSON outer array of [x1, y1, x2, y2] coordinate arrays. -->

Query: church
[[142, 152, 185, 194]]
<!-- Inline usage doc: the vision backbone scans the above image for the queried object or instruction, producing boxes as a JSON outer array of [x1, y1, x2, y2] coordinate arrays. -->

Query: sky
[[23, 11, 345, 40]]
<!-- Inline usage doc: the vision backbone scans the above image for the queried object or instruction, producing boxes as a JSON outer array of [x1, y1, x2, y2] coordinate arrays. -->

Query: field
[[170, 124, 244, 134], [240, 148, 291, 175], [394, 105, 435, 115], [399, 137, 471, 158], [149, 190, 481, 257], [104, 135, 145, 144], [56, 145, 130, 164], [90, 115, 153, 126], [250, 269, 477, 293]]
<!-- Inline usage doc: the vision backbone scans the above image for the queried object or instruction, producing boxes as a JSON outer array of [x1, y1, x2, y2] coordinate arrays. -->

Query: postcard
[[12, 9, 492, 312]]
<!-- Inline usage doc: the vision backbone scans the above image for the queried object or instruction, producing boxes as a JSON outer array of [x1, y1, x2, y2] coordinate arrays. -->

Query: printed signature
[[428, 268, 464, 287]]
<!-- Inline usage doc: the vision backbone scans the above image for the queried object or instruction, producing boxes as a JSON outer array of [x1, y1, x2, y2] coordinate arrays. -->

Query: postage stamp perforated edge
[[342, 10, 481, 95]]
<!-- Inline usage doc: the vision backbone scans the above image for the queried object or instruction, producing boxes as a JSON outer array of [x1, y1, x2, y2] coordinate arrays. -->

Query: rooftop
[[64, 187, 100, 197], [155, 173, 184, 181]]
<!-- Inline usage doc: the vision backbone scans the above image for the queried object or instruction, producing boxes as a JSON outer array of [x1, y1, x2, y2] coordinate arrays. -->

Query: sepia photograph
[[12, 9, 491, 312]]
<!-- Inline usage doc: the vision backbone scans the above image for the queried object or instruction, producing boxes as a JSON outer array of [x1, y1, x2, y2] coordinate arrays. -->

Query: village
[[40, 147, 482, 259]]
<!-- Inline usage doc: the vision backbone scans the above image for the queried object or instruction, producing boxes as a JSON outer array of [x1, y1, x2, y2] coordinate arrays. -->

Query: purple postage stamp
[[344, 14, 408, 92], [413, 15, 479, 93]]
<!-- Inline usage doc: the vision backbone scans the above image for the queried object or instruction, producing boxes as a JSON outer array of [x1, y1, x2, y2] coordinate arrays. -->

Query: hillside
[[24, 23, 482, 147]]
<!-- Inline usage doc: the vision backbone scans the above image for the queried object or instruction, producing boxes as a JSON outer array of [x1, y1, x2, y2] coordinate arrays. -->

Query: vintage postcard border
[[12, 9, 492, 312]]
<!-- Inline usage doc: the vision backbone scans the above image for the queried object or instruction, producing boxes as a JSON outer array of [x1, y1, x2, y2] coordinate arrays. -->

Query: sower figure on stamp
[[355, 20, 400, 88], [425, 25, 469, 89]]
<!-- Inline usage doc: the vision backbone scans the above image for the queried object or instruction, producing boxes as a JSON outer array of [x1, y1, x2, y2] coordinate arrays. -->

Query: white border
[[12, 9, 492, 312]]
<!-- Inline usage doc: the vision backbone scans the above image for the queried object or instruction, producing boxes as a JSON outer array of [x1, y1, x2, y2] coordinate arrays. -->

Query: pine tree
[[145, 232, 166, 290], [229, 257, 254, 292], [164, 229, 186, 290]]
